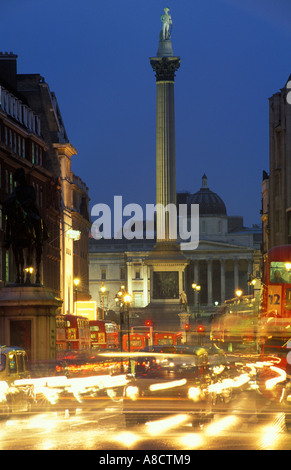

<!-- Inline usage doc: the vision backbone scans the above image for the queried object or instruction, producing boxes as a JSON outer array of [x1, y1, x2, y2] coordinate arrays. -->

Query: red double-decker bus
[[122, 331, 178, 352], [89, 320, 119, 350], [56, 314, 91, 351], [260, 245, 291, 369], [122, 333, 147, 352], [154, 332, 177, 346]]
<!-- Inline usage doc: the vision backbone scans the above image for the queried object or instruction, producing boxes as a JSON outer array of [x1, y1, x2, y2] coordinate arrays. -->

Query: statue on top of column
[[160, 7, 172, 41]]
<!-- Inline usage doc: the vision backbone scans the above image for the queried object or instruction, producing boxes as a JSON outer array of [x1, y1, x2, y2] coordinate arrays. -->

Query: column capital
[[150, 56, 181, 82]]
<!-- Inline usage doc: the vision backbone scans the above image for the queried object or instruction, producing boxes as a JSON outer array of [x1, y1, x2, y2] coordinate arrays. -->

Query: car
[[0, 345, 31, 417], [123, 347, 214, 427]]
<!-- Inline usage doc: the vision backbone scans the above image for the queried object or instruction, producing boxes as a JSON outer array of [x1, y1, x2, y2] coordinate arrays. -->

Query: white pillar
[[207, 259, 213, 305], [234, 259, 239, 291], [220, 259, 225, 303]]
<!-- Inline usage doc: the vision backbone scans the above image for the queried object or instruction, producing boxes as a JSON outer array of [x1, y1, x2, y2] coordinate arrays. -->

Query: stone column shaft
[[150, 56, 180, 243]]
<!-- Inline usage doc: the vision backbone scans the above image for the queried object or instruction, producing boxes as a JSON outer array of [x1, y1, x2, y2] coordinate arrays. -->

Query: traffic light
[[197, 324, 204, 333], [145, 320, 152, 327], [184, 323, 190, 331]]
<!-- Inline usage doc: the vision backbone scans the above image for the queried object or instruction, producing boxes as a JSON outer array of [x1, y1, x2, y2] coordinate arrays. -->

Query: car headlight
[[188, 386, 201, 401], [125, 386, 139, 401]]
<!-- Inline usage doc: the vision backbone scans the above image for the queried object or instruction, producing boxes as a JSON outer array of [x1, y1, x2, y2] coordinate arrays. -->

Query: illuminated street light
[[124, 292, 132, 353], [192, 282, 201, 318], [25, 266, 34, 274], [235, 289, 243, 298], [99, 282, 107, 320], [74, 278, 80, 314], [115, 287, 132, 352]]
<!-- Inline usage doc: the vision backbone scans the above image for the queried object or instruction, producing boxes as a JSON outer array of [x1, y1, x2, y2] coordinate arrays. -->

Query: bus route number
[[268, 294, 280, 305]]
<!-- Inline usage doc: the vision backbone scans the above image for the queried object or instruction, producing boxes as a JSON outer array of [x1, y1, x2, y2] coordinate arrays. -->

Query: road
[[0, 395, 290, 450]]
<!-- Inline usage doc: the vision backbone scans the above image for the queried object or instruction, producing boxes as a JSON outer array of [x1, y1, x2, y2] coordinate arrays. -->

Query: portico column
[[143, 264, 148, 307], [207, 259, 213, 305], [127, 262, 133, 294], [220, 259, 226, 303], [193, 261, 199, 306], [234, 259, 239, 291]]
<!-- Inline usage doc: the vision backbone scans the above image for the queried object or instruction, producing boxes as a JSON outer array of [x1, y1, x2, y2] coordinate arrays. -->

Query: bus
[[260, 245, 291, 370], [56, 315, 66, 353], [154, 332, 177, 346], [89, 320, 119, 350], [210, 295, 259, 352], [122, 331, 178, 352], [122, 333, 147, 352], [56, 314, 91, 351]]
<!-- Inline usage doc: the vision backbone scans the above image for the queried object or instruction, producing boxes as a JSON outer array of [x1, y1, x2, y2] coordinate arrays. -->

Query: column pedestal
[[0, 285, 62, 375]]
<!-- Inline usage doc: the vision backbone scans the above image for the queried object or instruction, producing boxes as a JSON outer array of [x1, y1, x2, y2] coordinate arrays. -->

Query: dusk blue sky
[[3, 0, 291, 227]]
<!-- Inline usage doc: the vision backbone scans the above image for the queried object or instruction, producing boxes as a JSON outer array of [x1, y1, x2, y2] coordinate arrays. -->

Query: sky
[[2, 0, 291, 227]]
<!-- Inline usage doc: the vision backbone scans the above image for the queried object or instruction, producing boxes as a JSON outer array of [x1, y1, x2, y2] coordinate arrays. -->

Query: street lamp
[[235, 289, 243, 312], [124, 293, 132, 353], [115, 285, 126, 352], [74, 278, 80, 314], [115, 287, 132, 352], [192, 282, 201, 318], [235, 289, 243, 299], [99, 282, 106, 320]]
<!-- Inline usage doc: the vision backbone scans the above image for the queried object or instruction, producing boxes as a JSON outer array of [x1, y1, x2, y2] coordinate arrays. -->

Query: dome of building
[[188, 174, 227, 216]]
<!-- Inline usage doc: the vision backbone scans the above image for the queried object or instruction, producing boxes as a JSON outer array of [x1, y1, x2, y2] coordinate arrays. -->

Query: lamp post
[[124, 293, 132, 353], [115, 285, 126, 352], [115, 287, 132, 352], [235, 289, 243, 299], [192, 282, 201, 318], [99, 283, 106, 320], [73, 278, 80, 314], [235, 289, 243, 313]]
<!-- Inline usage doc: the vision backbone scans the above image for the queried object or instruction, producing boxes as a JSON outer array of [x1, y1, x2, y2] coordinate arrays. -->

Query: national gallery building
[[89, 175, 262, 318]]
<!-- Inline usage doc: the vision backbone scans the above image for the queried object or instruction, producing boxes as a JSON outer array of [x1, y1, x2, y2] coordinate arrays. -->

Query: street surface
[[0, 386, 290, 450]]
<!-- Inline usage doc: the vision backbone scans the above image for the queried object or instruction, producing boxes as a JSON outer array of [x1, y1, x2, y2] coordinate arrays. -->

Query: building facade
[[0, 52, 90, 313], [263, 75, 291, 250], [89, 175, 262, 323], [0, 52, 61, 292]]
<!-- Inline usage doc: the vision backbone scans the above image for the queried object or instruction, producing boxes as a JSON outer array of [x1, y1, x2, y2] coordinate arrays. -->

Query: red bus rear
[[89, 320, 119, 350], [57, 314, 91, 351], [122, 333, 147, 352], [154, 333, 177, 346]]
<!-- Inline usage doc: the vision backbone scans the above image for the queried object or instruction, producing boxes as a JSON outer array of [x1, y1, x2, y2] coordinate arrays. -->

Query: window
[[120, 266, 126, 280], [270, 261, 291, 284], [31, 142, 35, 164], [5, 170, 8, 193], [101, 267, 106, 280], [18, 135, 21, 155], [5, 251, 9, 282], [8, 354, 17, 374], [22, 138, 26, 158], [9, 129, 12, 148], [135, 267, 141, 279], [9, 172, 13, 194]]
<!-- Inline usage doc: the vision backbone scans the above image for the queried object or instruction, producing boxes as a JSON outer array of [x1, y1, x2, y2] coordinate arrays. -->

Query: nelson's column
[[146, 8, 189, 328]]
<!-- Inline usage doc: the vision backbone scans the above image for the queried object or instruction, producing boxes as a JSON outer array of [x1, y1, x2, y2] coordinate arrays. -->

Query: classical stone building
[[179, 175, 262, 307], [89, 175, 261, 325]]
